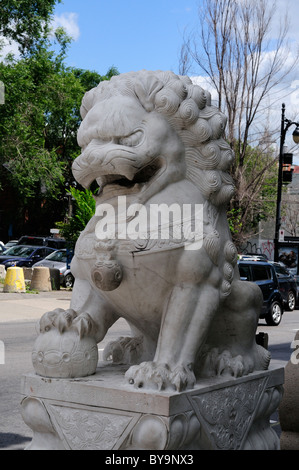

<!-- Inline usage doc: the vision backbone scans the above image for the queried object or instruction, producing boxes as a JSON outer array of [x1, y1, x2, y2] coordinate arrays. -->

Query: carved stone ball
[[32, 329, 98, 378], [92, 260, 123, 291]]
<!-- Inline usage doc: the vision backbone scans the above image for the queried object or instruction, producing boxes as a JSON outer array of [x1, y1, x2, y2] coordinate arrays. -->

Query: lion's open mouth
[[94, 159, 162, 199]]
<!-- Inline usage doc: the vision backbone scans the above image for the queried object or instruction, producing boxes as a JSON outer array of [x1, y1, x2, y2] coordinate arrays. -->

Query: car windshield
[[44, 250, 67, 263], [3, 245, 36, 257]]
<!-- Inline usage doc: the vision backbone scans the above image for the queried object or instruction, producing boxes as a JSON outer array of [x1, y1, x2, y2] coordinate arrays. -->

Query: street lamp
[[274, 103, 299, 261], [292, 126, 299, 144]]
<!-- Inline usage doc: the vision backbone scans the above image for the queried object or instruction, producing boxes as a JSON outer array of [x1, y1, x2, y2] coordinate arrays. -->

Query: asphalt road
[[0, 289, 298, 451], [0, 289, 131, 451]]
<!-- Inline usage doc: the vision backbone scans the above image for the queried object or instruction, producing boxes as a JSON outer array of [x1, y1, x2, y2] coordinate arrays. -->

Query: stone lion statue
[[33, 70, 270, 391]]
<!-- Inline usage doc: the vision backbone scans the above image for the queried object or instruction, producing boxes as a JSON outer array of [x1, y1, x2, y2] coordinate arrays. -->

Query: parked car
[[238, 259, 284, 326], [269, 262, 298, 312], [33, 249, 74, 288], [16, 235, 66, 250], [3, 240, 18, 249], [294, 275, 299, 306], [0, 245, 57, 268]]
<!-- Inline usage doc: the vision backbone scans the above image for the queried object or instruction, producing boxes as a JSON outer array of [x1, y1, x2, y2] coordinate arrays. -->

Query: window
[[252, 265, 270, 281], [3, 246, 36, 257], [44, 248, 55, 257], [34, 248, 45, 257], [275, 265, 289, 277], [45, 250, 67, 262], [239, 265, 251, 280]]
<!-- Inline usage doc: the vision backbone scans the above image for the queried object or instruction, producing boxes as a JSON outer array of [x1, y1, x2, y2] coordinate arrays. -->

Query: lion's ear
[[134, 75, 163, 112], [80, 88, 96, 119]]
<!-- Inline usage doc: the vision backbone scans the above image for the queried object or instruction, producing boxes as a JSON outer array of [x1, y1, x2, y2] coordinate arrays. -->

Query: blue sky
[[53, 0, 199, 75], [2, 0, 299, 159]]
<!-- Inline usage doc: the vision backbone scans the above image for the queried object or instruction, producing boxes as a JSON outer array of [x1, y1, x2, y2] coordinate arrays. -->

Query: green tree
[[228, 143, 278, 240], [0, 1, 119, 238], [0, 0, 61, 54], [56, 187, 96, 249], [0, 38, 81, 197], [0, 28, 118, 237], [180, 0, 298, 248]]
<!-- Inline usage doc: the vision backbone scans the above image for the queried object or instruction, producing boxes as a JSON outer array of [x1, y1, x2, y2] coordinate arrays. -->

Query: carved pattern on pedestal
[[48, 404, 135, 450], [168, 411, 201, 450], [21, 369, 283, 450], [188, 377, 268, 450]]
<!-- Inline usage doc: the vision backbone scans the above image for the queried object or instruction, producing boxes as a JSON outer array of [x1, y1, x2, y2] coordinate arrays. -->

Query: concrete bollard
[[0, 264, 6, 279], [30, 267, 52, 292], [23, 267, 33, 282], [50, 268, 60, 291], [3, 267, 26, 293]]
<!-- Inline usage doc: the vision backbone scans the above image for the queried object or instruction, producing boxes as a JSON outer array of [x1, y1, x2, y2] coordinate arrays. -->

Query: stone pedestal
[[279, 330, 299, 450], [20, 364, 283, 451]]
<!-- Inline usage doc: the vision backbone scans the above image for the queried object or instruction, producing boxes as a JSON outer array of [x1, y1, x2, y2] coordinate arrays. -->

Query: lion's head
[[72, 70, 235, 207]]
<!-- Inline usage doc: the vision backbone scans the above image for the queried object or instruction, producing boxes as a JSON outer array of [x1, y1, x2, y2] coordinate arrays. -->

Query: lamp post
[[274, 103, 299, 261]]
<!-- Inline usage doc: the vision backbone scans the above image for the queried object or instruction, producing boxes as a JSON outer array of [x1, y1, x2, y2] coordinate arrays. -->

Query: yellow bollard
[[3, 267, 26, 293]]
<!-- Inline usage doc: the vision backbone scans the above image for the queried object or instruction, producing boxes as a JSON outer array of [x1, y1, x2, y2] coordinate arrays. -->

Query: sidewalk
[[0, 287, 72, 323]]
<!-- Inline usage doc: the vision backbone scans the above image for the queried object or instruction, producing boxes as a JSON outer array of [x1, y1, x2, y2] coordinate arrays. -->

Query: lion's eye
[[118, 130, 143, 147]]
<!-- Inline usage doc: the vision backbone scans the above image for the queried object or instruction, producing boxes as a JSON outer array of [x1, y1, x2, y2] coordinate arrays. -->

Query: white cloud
[[0, 12, 80, 60], [51, 13, 80, 41], [273, 0, 299, 42], [190, 76, 218, 104], [0, 37, 20, 59]]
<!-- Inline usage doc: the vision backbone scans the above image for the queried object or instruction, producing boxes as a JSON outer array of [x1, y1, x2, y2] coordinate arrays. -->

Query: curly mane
[[79, 70, 235, 208]]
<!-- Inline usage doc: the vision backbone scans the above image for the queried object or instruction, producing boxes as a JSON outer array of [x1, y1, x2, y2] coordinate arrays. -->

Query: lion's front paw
[[125, 361, 196, 392], [33, 308, 100, 378], [103, 336, 144, 364], [39, 309, 97, 339]]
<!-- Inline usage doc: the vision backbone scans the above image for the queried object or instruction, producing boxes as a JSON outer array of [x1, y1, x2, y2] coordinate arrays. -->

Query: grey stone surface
[[279, 330, 299, 450], [32, 71, 270, 391], [20, 70, 284, 451], [21, 365, 283, 450]]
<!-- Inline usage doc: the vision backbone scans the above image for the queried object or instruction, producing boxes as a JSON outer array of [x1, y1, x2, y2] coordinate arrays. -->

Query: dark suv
[[238, 259, 284, 326], [17, 236, 66, 250], [270, 262, 297, 311]]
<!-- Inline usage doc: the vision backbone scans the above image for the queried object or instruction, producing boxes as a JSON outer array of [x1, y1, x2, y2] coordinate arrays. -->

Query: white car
[[33, 249, 74, 288]]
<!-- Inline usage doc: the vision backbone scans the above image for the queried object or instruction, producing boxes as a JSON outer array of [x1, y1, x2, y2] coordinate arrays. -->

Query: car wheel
[[64, 274, 74, 288], [265, 301, 282, 326], [287, 291, 296, 311]]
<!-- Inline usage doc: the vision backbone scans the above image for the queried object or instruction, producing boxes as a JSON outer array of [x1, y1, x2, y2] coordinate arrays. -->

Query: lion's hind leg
[[196, 279, 271, 379], [125, 283, 221, 392]]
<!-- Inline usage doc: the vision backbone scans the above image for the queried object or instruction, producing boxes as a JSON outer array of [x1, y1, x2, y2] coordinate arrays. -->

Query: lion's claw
[[103, 336, 144, 364], [39, 309, 96, 339], [125, 361, 196, 392]]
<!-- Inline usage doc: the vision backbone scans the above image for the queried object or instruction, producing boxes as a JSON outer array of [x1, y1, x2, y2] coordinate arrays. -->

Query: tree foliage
[[56, 187, 95, 248], [0, 6, 119, 238], [180, 0, 299, 247], [0, 0, 61, 54]]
